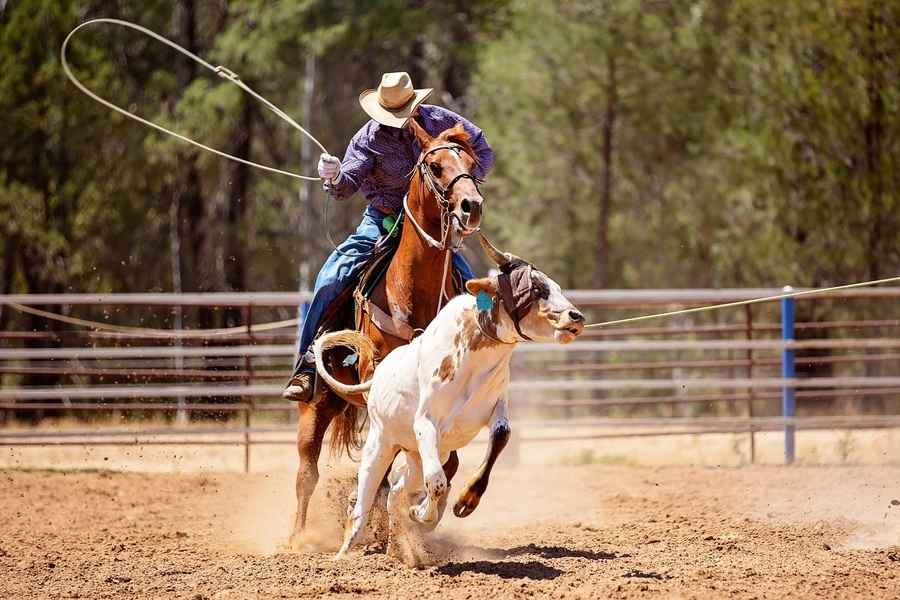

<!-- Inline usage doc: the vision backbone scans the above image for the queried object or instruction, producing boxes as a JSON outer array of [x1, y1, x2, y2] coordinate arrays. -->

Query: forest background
[[1, 0, 898, 332]]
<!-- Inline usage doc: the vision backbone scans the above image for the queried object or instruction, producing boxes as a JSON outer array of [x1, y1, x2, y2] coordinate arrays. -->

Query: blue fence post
[[781, 286, 796, 464]]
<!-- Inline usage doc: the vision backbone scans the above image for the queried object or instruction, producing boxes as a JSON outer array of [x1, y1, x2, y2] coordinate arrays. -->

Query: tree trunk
[[173, 0, 212, 328], [407, 0, 426, 85], [441, 0, 472, 111], [862, 4, 887, 412], [297, 52, 317, 292], [863, 3, 885, 282], [594, 51, 617, 289], [0, 235, 14, 331], [224, 96, 253, 327]]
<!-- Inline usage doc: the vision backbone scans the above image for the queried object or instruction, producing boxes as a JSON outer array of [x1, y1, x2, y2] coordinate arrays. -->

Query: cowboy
[[283, 72, 494, 402]]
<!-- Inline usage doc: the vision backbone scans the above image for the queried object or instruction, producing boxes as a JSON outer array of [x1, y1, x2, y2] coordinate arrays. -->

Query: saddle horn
[[478, 233, 510, 267]]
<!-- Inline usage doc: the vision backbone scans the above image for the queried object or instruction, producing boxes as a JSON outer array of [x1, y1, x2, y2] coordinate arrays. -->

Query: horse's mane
[[436, 122, 478, 165]]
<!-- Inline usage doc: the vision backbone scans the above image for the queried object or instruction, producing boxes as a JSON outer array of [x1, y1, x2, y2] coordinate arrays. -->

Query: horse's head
[[467, 235, 586, 345], [409, 119, 484, 240]]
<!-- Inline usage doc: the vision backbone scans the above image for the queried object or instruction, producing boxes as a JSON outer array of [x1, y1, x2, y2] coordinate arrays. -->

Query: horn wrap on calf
[[497, 264, 535, 341]]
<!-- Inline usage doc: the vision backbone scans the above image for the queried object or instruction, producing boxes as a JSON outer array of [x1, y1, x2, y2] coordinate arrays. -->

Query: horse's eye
[[429, 163, 442, 177]]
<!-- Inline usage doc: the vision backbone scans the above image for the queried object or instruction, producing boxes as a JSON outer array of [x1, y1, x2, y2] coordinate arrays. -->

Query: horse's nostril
[[461, 198, 471, 214], [569, 310, 584, 323]]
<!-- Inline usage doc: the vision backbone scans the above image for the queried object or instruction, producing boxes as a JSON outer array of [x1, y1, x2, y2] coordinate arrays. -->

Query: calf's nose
[[568, 309, 585, 323]]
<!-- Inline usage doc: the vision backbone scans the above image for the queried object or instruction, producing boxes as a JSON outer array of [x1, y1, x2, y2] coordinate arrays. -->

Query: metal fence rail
[[2, 289, 899, 470]]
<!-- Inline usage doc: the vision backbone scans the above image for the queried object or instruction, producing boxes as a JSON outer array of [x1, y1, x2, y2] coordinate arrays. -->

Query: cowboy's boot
[[283, 366, 316, 402]]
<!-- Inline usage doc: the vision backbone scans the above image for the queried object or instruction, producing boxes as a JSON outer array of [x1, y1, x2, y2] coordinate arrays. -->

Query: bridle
[[402, 142, 484, 314], [402, 143, 483, 252]]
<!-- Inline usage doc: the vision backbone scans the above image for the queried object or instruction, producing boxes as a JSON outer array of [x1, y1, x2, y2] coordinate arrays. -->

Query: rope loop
[[61, 18, 326, 181], [214, 66, 240, 82]]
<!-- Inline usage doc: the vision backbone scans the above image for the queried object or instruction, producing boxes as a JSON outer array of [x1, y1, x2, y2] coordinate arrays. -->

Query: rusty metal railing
[[2, 289, 899, 470]]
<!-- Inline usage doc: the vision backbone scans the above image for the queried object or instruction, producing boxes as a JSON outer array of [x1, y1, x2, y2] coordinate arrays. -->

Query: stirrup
[[282, 370, 315, 402]]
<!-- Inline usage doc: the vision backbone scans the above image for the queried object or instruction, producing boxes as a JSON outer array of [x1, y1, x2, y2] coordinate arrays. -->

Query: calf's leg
[[409, 414, 447, 525], [454, 393, 511, 518], [336, 425, 397, 558], [387, 452, 428, 567]]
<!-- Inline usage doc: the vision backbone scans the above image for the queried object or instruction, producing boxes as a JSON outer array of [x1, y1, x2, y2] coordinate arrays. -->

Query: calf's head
[[466, 235, 585, 344]]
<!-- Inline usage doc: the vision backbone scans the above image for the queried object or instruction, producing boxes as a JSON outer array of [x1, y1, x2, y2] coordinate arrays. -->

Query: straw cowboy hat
[[359, 72, 433, 128]]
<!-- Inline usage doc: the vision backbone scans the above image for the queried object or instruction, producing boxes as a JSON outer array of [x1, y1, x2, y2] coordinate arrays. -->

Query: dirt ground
[[1, 464, 898, 599]]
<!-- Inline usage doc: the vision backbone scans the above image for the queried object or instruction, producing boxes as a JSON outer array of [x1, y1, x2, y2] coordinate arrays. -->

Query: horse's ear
[[407, 118, 433, 148], [443, 122, 471, 147]]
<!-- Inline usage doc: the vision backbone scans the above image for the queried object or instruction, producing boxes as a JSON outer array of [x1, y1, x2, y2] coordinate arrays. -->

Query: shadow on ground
[[435, 543, 619, 580], [460, 543, 620, 561], [437, 560, 564, 580]]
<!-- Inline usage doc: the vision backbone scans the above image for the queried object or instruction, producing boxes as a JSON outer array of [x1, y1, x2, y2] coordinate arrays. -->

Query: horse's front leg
[[408, 413, 447, 525], [453, 392, 510, 518]]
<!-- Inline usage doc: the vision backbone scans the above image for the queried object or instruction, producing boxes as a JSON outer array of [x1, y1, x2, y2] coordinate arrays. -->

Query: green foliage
[[473, 0, 900, 289], [1, 0, 897, 328]]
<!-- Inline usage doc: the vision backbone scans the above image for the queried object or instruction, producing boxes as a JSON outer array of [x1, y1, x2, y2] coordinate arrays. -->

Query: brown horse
[[290, 120, 506, 545]]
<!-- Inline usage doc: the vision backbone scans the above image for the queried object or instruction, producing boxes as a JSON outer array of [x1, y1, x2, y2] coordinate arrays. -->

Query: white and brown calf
[[314, 239, 585, 564]]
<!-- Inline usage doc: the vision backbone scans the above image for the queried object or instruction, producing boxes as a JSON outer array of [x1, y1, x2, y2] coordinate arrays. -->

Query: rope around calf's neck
[[584, 274, 900, 329]]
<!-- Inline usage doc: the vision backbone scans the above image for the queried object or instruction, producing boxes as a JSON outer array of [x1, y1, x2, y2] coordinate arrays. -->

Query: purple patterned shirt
[[324, 104, 494, 214]]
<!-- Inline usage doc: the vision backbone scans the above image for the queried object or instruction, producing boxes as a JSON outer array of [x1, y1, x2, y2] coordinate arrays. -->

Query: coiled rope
[[61, 18, 327, 180]]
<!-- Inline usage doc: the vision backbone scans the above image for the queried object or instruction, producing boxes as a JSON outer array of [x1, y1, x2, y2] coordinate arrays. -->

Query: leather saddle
[[314, 213, 464, 348]]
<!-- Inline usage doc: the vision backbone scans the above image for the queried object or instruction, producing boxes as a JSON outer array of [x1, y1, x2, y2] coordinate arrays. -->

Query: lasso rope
[[585, 275, 900, 328], [5, 302, 297, 338], [61, 18, 327, 180]]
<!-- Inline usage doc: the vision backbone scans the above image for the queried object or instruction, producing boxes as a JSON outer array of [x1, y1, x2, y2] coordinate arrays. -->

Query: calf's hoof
[[408, 503, 437, 526]]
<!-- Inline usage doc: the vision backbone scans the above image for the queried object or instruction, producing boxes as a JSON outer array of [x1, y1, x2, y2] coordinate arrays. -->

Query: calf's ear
[[466, 277, 498, 296]]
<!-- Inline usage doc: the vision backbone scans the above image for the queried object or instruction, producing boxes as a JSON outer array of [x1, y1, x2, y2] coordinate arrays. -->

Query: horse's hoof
[[453, 489, 480, 518]]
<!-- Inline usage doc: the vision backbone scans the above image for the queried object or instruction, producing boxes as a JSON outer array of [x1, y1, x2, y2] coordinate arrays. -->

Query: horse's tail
[[329, 402, 364, 459], [313, 330, 375, 400]]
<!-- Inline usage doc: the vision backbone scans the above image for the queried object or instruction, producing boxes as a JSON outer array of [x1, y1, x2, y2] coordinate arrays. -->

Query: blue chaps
[[294, 207, 474, 371]]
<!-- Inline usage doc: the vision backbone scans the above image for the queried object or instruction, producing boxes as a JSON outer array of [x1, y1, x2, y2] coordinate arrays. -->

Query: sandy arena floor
[[1, 464, 898, 599]]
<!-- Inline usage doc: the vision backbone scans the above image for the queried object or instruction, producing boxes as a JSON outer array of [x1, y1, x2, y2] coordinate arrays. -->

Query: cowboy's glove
[[317, 153, 341, 182]]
